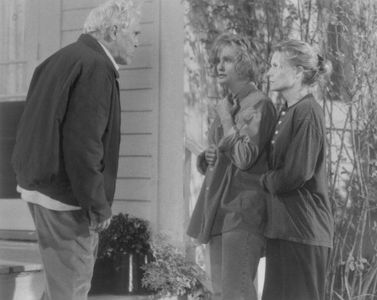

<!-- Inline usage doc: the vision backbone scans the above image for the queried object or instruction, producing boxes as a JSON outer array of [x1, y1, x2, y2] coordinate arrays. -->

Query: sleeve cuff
[[88, 203, 112, 225], [218, 128, 239, 152]]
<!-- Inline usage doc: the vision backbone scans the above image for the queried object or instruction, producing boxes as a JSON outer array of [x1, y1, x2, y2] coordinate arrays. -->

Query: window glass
[[0, 0, 27, 198], [0, 0, 27, 101]]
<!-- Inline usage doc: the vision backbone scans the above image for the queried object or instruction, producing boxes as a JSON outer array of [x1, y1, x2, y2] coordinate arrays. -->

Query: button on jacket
[[260, 94, 334, 247], [187, 82, 277, 243]]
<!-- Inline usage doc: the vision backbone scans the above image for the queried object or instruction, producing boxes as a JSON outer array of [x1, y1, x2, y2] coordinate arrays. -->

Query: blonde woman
[[187, 33, 277, 300], [261, 40, 334, 300]]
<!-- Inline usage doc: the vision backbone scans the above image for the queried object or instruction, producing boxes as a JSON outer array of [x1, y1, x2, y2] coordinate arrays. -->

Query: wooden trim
[[0, 230, 37, 242], [0, 94, 26, 101], [0, 60, 27, 65], [0, 264, 43, 274], [156, 0, 185, 242], [150, 0, 160, 229]]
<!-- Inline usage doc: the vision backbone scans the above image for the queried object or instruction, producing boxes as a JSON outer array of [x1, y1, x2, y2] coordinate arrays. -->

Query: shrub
[[97, 213, 151, 259], [142, 234, 210, 298]]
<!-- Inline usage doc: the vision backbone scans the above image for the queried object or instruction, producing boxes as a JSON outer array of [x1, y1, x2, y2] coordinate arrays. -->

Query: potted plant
[[90, 213, 152, 295], [141, 234, 210, 299]]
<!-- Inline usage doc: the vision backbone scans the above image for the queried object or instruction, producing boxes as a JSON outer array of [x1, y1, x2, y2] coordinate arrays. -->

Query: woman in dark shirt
[[260, 40, 334, 300]]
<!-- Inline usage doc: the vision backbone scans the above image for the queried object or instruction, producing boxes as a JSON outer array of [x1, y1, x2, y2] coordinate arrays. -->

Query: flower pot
[[90, 253, 152, 295], [89, 256, 114, 294], [112, 253, 145, 294]]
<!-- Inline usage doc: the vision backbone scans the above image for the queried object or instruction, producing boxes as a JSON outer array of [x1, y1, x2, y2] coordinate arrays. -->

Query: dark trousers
[[207, 231, 265, 300], [262, 238, 331, 300], [28, 203, 98, 300]]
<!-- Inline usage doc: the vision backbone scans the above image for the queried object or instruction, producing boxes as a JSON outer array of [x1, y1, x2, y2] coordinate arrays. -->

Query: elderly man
[[11, 1, 141, 299]]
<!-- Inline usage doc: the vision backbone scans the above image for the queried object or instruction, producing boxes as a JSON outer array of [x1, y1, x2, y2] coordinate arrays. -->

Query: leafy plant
[[141, 234, 210, 298], [97, 213, 151, 259], [322, 0, 377, 298]]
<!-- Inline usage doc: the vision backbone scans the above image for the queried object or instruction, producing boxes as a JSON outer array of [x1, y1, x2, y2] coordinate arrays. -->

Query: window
[[0, 0, 27, 198], [0, 0, 28, 100]]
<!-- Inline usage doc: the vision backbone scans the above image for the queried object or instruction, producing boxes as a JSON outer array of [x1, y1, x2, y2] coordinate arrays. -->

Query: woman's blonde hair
[[274, 39, 332, 85], [210, 32, 258, 82]]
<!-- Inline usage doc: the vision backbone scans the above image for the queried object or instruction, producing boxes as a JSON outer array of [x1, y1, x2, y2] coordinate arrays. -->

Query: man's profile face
[[111, 21, 140, 65]]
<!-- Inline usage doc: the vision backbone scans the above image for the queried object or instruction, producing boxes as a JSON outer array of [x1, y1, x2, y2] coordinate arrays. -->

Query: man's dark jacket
[[12, 34, 121, 224]]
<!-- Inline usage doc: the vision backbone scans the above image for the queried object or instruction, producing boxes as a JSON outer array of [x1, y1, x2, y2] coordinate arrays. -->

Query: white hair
[[83, 0, 141, 35]]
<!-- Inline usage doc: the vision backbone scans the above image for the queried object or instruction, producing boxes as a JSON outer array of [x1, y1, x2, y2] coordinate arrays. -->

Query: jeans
[[206, 231, 265, 300]]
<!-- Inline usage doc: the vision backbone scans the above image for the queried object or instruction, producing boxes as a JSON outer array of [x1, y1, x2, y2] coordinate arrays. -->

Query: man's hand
[[90, 216, 112, 232], [205, 144, 217, 166]]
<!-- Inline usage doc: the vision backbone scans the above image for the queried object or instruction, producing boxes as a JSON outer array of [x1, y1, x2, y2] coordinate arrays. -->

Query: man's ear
[[108, 25, 118, 41], [103, 25, 117, 43]]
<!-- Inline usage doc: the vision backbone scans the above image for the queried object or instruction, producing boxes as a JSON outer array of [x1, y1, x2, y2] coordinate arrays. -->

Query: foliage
[[323, 0, 377, 298], [141, 234, 210, 297], [185, 0, 320, 92], [183, 0, 321, 151], [97, 213, 151, 259]]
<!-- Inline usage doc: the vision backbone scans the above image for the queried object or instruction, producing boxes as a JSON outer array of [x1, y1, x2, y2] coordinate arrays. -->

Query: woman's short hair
[[83, 0, 140, 37], [209, 32, 257, 82], [273, 39, 332, 85]]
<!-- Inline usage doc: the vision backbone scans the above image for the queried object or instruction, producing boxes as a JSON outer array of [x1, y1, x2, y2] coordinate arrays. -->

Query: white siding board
[[120, 89, 153, 111], [61, 30, 80, 47], [62, 0, 154, 23], [120, 134, 151, 156], [115, 178, 151, 201], [112, 200, 151, 221], [136, 23, 154, 46], [120, 46, 153, 69], [63, 0, 153, 9], [37, 0, 61, 61], [61, 9, 91, 30], [121, 111, 152, 134], [0, 200, 35, 230], [118, 69, 153, 89], [118, 156, 151, 178], [62, 0, 104, 10]]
